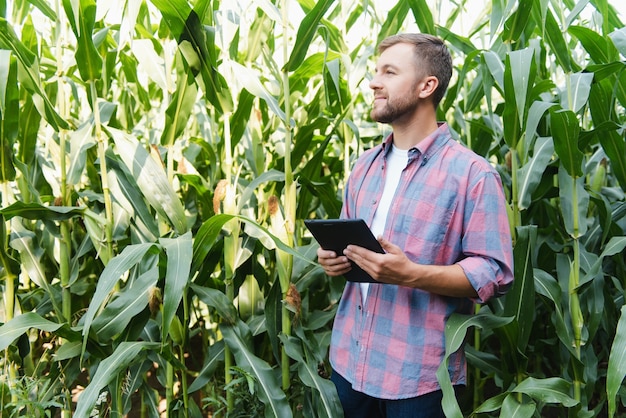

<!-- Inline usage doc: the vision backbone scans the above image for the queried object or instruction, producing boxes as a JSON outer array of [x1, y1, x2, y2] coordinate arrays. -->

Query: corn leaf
[[280, 334, 343, 418], [188, 340, 225, 393], [160, 232, 192, 342], [108, 127, 188, 235], [0, 312, 81, 351], [81, 243, 159, 353], [221, 321, 293, 418], [0, 18, 68, 130], [407, 0, 435, 34], [61, 0, 102, 82], [551, 108, 584, 178], [512, 377, 578, 407], [74, 342, 159, 418], [286, 0, 334, 71], [91, 267, 158, 342], [0, 50, 18, 182], [607, 305, 626, 417], [518, 136, 554, 210], [500, 394, 536, 418], [437, 311, 513, 418], [504, 225, 536, 351]]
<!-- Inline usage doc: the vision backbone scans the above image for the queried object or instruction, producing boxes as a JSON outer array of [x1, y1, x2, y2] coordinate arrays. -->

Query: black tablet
[[304, 218, 384, 283]]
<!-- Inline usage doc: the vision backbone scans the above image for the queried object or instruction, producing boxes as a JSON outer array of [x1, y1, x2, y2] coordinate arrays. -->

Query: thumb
[[377, 236, 399, 253]]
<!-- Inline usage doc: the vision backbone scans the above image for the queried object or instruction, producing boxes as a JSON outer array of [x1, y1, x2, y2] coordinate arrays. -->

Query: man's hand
[[316, 247, 352, 277], [344, 237, 478, 297], [343, 237, 411, 284]]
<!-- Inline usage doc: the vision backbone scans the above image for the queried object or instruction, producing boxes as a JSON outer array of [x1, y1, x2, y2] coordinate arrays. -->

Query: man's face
[[369, 43, 423, 124]]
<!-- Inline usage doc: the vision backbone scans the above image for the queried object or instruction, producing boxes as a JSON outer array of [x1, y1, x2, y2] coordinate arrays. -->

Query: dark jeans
[[331, 370, 447, 418]]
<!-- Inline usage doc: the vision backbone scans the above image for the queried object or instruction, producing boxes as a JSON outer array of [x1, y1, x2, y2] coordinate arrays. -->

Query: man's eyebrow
[[375, 63, 400, 72]]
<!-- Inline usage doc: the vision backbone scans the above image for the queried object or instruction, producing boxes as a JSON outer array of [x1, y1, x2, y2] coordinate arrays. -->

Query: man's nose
[[369, 74, 381, 90]]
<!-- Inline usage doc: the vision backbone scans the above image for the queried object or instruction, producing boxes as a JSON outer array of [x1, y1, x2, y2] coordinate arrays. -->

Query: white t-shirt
[[360, 144, 409, 303]]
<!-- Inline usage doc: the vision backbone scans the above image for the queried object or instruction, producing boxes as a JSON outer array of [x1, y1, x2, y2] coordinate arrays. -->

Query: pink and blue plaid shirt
[[329, 123, 514, 399]]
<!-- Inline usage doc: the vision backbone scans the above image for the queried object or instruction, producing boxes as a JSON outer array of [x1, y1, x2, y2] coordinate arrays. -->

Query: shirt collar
[[381, 122, 450, 162]]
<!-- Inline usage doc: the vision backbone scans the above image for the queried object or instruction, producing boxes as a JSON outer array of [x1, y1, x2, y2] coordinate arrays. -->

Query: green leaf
[[61, 0, 102, 82], [500, 393, 536, 418], [534, 269, 575, 356], [517, 137, 554, 210], [149, 0, 231, 113], [82, 243, 158, 352], [280, 335, 342, 418], [68, 121, 97, 185], [0, 201, 86, 221], [187, 340, 225, 393], [192, 213, 235, 273], [608, 27, 626, 57], [91, 267, 158, 341], [106, 153, 159, 242], [589, 78, 626, 191], [563, 72, 594, 113], [192, 213, 314, 275], [148, 0, 191, 40], [131, 39, 168, 92], [569, 25, 615, 63], [0, 18, 68, 130], [286, 0, 335, 71], [607, 305, 626, 417], [0, 312, 81, 351], [376, 1, 410, 46], [221, 322, 292, 418], [26, 0, 57, 20], [160, 232, 192, 342], [482, 50, 504, 91], [8, 223, 47, 291], [0, 49, 18, 182], [512, 377, 578, 407], [550, 108, 583, 178], [579, 237, 626, 289], [509, 48, 535, 130], [190, 284, 238, 325], [108, 127, 188, 235], [160, 70, 197, 146], [74, 342, 159, 418], [227, 61, 286, 122], [504, 225, 536, 351], [407, 0, 435, 35], [540, 8, 574, 72], [437, 311, 513, 418], [502, 0, 533, 43]]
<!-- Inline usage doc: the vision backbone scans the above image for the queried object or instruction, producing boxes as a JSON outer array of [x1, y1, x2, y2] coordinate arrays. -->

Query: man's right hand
[[316, 247, 352, 277]]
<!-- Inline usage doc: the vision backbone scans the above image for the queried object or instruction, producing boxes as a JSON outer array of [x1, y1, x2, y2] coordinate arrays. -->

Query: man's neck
[[390, 111, 439, 150]]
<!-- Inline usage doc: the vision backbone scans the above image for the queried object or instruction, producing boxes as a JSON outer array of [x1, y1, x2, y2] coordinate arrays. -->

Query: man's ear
[[417, 76, 439, 99]]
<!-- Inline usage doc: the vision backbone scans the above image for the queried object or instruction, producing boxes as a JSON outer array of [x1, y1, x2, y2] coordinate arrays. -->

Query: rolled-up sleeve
[[457, 171, 514, 303]]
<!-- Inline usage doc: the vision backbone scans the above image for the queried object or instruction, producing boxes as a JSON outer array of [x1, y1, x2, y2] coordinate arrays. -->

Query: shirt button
[[357, 305, 362, 310]]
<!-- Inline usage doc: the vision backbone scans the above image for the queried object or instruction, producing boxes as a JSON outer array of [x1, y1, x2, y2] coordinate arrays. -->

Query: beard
[[370, 84, 420, 124]]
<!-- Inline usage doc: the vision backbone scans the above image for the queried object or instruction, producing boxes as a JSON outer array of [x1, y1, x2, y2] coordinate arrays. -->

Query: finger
[[316, 247, 337, 259]]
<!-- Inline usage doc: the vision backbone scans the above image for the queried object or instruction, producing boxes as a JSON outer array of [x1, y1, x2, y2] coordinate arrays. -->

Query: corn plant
[[1, 0, 626, 417]]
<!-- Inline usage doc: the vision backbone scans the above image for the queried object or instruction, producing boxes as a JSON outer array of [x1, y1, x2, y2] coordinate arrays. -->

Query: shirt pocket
[[396, 185, 460, 264]]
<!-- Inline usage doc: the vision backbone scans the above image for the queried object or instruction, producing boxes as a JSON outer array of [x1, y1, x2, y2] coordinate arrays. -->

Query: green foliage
[[0, 0, 625, 417]]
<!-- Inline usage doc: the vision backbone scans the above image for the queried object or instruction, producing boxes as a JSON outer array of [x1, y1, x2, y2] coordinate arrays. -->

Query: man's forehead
[[376, 44, 416, 66]]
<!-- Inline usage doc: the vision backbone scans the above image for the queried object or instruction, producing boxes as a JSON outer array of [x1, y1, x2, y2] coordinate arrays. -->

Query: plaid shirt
[[330, 124, 514, 399]]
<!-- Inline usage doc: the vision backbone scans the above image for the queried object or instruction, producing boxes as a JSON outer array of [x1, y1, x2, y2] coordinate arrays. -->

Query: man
[[317, 33, 514, 417]]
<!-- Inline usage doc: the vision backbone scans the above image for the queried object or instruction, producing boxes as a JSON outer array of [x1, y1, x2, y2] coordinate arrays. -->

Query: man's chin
[[371, 112, 392, 124]]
